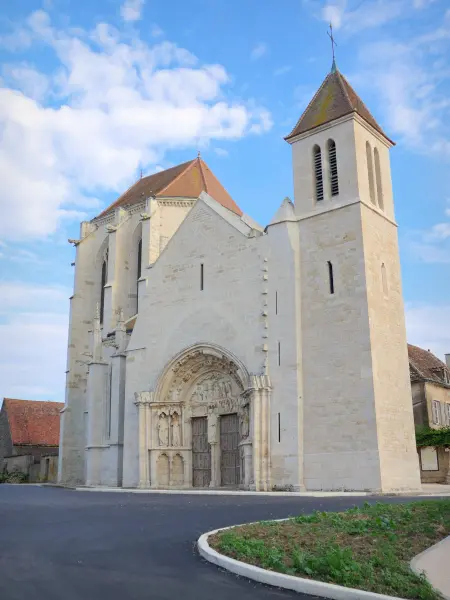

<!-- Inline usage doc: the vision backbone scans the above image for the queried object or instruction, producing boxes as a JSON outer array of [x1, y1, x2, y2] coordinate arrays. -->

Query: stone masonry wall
[[122, 199, 267, 487]]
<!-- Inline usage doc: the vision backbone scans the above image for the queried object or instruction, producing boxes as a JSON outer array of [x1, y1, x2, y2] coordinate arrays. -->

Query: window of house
[[313, 145, 324, 202], [366, 142, 376, 205], [327, 139, 339, 197], [446, 403, 450, 426], [432, 400, 441, 425], [373, 147, 384, 210]]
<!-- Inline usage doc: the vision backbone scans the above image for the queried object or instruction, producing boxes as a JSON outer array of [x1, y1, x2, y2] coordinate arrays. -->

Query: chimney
[[446, 354, 450, 369]]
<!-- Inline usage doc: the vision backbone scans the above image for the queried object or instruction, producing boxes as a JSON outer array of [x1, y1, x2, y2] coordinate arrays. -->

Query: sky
[[0, 0, 449, 403]]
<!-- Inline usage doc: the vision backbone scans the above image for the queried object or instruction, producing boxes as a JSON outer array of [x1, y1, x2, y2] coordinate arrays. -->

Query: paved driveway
[[0, 485, 437, 600]]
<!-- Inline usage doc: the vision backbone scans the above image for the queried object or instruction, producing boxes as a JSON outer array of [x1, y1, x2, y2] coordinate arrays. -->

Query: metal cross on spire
[[327, 23, 338, 72]]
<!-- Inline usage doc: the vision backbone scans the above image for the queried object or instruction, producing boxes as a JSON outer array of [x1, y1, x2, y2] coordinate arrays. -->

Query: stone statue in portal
[[240, 404, 250, 439], [158, 412, 169, 446], [171, 412, 181, 447]]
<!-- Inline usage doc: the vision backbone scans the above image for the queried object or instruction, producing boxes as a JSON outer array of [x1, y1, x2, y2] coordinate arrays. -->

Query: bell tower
[[286, 62, 421, 491]]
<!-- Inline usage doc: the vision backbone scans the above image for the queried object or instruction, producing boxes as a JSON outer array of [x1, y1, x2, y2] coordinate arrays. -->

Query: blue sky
[[0, 0, 449, 402]]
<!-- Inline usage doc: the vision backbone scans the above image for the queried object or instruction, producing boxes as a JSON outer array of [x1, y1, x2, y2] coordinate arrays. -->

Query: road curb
[[74, 487, 371, 497], [197, 524, 407, 600], [73, 486, 450, 498]]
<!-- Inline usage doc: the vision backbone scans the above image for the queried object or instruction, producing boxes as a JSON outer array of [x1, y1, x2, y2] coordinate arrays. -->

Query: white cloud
[[413, 0, 438, 8], [214, 147, 229, 157], [316, 0, 442, 34], [250, 42, 268, 60], [0, 11, 271, 241], [2, 63, 49, 101], [151, 24, 164, 38], [425, 222, 450, 241], [405, 304, 450, 361], [322, 2, 346, 29], [0, 248, 43, 264], [406, 203, 450, 264], [0, 282, 69, 401], [120, 0, 145, 22], [351, 12, 450, 156], [274, 65, 292, 76]]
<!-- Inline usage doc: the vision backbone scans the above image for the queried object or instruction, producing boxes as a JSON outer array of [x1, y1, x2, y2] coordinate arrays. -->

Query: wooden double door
[[191, 413, 240, 488], [220, 413, 240, 487], [192, 417, 211, 488]]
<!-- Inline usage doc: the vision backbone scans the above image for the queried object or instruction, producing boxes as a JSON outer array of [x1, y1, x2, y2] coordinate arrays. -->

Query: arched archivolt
[[154, 343, 250, 405]]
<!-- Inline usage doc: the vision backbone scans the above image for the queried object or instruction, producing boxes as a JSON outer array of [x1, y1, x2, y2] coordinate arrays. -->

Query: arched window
[[381, 263, 388, 296], [374, 148, 384, 210], [313, 145, 324, 202], [100, 250, 108, 325], [366, 142, 376, 205], [136, 238, 142, 313], [327, 139, 339, 197]]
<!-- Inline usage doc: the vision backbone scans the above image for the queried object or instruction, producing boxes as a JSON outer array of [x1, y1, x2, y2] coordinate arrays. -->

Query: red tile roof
[[2, 399, 64, 446], [408, 344, 450, 387], [285, 67, 392, 144], [95, 157, 242, 219]]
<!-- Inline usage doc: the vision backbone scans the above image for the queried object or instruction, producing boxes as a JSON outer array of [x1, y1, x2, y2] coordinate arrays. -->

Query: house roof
[[408, 344, 450, 387], [2, 399, 64, 446], [95, 157, 242, 219], [285, 64, 392, 143]]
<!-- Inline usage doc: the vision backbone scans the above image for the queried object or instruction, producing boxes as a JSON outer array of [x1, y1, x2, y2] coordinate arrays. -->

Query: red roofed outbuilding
[[0, 399, 64, 480]]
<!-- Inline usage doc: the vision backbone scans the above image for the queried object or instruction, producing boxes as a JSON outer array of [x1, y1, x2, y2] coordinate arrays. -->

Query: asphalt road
[[0, 485, 439, 600]]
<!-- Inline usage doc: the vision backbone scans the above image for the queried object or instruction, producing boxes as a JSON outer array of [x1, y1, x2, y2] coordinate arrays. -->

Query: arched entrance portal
[[134, 344, 272, 490]]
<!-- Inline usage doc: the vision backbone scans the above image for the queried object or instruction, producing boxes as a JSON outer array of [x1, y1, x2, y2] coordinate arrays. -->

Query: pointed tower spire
[[285, 67, 392, 144]]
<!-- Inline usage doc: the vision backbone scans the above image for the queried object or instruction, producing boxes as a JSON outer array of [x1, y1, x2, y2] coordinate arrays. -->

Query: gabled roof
[[95, 157, 242, 219], [285, 64, 392, 143], [2, 399, 64, 446], [408, 344, 450, 388]]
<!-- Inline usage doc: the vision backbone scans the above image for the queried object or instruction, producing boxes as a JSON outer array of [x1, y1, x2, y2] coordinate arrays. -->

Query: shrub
[[0, 471, 29, 484]]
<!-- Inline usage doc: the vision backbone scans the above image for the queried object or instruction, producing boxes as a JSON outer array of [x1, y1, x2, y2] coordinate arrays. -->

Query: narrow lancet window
[[328, 261, 334, 294], [327, 139, 339, 197], [366, 142, 376, 205], [136, 238, 142, 313], [100, 253, 108, 325], [313, 145, 324, 202], [374, 148, 384, 210], [200, 263, 204, 291]]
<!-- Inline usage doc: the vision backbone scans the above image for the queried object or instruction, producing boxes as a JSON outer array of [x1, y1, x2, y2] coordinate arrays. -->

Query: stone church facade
[[59, 64, 421, 492]]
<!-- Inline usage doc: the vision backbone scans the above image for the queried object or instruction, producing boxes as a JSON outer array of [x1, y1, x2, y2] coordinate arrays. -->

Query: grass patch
[[209, 500, 450, 599]]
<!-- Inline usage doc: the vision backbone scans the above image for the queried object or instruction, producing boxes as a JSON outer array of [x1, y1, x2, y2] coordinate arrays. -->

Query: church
[[58, 61, 422, 492]]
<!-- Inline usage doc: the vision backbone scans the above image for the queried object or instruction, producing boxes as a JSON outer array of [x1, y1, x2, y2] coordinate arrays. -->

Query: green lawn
[[209, 500, 450, 600]]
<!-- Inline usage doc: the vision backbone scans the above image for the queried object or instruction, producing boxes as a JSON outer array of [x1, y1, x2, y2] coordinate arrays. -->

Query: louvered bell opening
[[313, 146, 324, 202], [328, 141, 339, 197]]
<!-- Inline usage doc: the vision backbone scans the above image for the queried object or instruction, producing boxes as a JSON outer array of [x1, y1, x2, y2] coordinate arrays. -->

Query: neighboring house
[[409, 345, 450, 484], [60, 59, 422, 493], [0, 399, 64, 482]]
